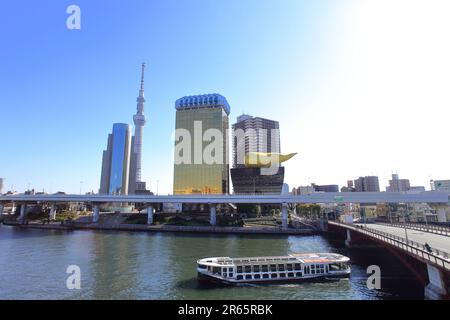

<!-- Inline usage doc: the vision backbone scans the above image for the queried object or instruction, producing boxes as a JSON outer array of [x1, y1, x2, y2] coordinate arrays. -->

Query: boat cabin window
[[270, 264, 277, 272], [296, 272, 302, 277], [329, 263, 347, 271], [286, 264, 293, 271], [304, 265, 310, 274], [263, 274, 269, 279], [237, 266, 243, 273], [288, 272, 294, 278], [294, 263, 301, 270], [229, 273, 233, 278], [278, 264, 285, 271], [237, 275, 243, 280], [253, 265, 260, 272], [262, 265, 269, 272], [254, 274, 261, 279], [229, 268, 233, 272], [271, 273, 278, 278], [279, 273, 286, 278], [245, 275, 252, 280], [244, 266, 252, 273], [212, 267, 221, 275], [198, 264, 207, 269]]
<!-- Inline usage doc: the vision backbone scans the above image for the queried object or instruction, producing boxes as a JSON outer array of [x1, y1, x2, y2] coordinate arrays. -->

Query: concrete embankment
[[2, 220, 317, 235]]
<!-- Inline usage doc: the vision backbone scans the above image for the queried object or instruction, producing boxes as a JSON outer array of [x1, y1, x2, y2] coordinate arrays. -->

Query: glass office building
[[173, 94, 230, 195], [100, 123, 132, 195]]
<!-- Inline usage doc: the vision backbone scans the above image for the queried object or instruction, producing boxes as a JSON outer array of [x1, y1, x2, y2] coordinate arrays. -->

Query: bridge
[[328, 221, 450, 300], [0, 191, 449, 227]]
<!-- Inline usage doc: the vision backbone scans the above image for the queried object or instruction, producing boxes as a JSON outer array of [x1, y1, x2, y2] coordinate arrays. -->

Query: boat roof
[[198, 253, 349, 266]]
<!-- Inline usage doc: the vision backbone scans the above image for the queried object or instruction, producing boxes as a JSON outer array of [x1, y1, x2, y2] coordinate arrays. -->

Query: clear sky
[[1, 0, 449, 194]]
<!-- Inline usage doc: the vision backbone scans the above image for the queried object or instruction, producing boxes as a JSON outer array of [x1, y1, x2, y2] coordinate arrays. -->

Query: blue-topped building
[[175, 93, 230, 115], [173, 93, 230, 195]]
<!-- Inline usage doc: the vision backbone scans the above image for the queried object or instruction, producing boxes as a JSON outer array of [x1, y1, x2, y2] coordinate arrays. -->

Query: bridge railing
[[376, 222, 450, 237], [329, 221, 450, 271]]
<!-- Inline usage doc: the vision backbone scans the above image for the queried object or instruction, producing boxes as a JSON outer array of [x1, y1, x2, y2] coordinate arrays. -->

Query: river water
[[0, 225, 423, 299]]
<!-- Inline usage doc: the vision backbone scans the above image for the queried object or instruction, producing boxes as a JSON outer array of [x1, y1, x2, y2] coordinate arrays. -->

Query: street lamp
[[404, 203, 409, 242]]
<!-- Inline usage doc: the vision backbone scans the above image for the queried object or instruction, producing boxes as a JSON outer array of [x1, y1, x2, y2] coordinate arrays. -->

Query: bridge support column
[[210, 205, 216, 226], [437, 206, 448, 223], [424, 264, 449, 300], [345, 229, 352, 247], [92, 205, 100, 223], [281, 203, 288, 229], [18, 204, 27, 223], [147, 206, 154, 225], [49, 204, 56, 220]]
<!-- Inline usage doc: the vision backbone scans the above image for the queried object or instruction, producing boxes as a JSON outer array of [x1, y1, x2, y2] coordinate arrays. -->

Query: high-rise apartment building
[[387, 174, 410, 192], [173, 94, 230, 195], [431, 179, 450, 193], [230, 114, 285, 194], [354, 176, 380, 192], [100, 123, 132, 195], [232, 114, 280, 168]]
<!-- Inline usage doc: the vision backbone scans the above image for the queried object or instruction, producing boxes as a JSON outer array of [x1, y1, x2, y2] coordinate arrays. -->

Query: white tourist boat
[[197, 253, 350, 285]]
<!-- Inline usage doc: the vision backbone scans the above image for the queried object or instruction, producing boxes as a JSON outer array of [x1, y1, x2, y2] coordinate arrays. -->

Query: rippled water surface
[[0, 225, 423, 299]]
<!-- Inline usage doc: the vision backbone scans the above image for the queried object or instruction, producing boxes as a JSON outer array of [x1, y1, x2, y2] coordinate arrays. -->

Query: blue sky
[[1, 0, 449, 194]]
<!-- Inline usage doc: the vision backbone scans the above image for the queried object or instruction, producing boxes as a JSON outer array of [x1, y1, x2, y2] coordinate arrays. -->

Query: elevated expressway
[[0, 191, 448, 227]]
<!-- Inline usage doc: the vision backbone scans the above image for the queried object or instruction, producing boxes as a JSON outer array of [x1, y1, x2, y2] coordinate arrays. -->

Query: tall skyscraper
[[100, 123, 132, 195], [232, 114, 280, 168], [132, 63, 147, 185], [230, 114, 288, 194], [173, 94, 230, 195], [354, 176, 380, 192]]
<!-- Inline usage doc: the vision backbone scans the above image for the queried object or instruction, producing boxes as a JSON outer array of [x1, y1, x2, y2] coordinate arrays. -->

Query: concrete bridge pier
[[147, 205, 154, 225], [345, 229, 352, 247], [49, 204, 56, 220], [281, 203, 288, 229], [424, 264, 450, 300], [92, 205, 100, 223], [210, 205, 217, 226], [18, 204, 27, 223]]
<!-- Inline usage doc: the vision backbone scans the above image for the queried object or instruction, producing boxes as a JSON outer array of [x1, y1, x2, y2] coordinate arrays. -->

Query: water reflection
[[0, 225, 423, 300]]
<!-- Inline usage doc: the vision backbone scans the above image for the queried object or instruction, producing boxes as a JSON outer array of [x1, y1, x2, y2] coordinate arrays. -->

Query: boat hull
[[197, 272, 350, 286]]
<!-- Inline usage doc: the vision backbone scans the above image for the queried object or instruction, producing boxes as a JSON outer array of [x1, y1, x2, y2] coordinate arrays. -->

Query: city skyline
[[1, 0, 450, 194]]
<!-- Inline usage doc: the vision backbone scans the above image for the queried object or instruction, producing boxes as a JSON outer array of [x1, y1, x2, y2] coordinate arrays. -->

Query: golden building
[[173, 94, 230, 195]]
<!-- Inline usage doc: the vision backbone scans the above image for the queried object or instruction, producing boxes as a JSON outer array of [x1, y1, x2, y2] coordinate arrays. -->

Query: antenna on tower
[[140, 62, 146, 91]]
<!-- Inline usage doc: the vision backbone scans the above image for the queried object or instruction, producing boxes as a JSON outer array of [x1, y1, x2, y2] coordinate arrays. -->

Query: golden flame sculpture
[[244, 152, 297, 168]]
